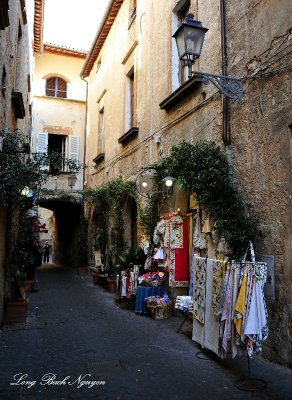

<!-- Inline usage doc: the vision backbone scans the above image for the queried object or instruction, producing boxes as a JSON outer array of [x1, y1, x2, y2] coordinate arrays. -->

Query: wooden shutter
[[46, 77, 56, 97], [68, 136, 79, 162], [37, 132, 48, 153], [57, 78, 67, 98], [37, 132, 48, 170]]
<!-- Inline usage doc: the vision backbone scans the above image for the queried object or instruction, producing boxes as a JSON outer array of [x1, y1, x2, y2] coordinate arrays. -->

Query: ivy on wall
[[83, 178, 137, 265], [137, 193, 160, 243], [150, 140, 262, 258]]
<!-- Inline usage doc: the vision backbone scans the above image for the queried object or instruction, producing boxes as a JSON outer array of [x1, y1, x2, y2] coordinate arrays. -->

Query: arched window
[[45, 76, 67, 98]]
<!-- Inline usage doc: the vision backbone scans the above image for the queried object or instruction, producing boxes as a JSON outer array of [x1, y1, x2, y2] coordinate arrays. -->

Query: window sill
[[159, 75, 203, 111], [118, 127, 139, 145], [93, 152, 105, 165]]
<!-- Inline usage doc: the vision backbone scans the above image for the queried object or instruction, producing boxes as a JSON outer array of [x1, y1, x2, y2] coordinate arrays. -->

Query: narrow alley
[[0, 264, 291, 400]]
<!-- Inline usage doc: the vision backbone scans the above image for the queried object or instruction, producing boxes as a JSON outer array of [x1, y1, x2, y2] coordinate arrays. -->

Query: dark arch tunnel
[[37, 198, 83, 269]]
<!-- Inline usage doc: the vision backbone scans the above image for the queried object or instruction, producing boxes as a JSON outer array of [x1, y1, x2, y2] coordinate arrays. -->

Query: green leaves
[[149, 140, 262, 258], [0, 129, 85, 206]]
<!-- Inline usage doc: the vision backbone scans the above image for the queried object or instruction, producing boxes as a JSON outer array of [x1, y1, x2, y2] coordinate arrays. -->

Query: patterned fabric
[[211, 260, 226, 314], [170, 215, 184, 249], [220, 264, 235, 352], [234, 274, 247, 336], [193, 257, 207, 323]]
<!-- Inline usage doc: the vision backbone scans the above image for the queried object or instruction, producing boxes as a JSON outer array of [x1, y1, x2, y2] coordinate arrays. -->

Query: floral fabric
[[193, 257, 207, 323]]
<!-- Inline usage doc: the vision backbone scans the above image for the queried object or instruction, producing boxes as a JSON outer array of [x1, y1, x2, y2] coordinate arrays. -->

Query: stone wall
[[0, 0, 33, 324], [226, 0, 292, 365]]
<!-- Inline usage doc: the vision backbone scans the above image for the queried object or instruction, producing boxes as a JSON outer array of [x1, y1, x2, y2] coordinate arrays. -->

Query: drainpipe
[[220, 0, 230, 146], [81, 76, 88, 190]]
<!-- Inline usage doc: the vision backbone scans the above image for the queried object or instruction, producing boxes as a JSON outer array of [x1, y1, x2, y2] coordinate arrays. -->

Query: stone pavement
[[0, 264, 291, 400]]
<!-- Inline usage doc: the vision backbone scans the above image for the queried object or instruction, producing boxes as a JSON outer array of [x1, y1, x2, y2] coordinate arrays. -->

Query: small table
[[135, 285, 166, 314], [176, 310, 193, 333]]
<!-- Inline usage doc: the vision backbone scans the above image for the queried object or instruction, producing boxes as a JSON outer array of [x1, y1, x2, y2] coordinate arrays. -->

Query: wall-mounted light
[[173, 13, 244, 100], [68, 173, 77, 190], [136, 168, 175, 198]]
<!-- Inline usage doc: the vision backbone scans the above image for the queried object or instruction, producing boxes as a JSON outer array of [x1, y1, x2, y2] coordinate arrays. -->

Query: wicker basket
[[147, 302, 172, 320], [140, 279, 165, 287]]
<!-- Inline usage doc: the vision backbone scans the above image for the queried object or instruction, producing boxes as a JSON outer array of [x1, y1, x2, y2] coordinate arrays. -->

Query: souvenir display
[[138, 271, 165, 287], [145, 293, 172, 320], [191, 243, 269, 359]]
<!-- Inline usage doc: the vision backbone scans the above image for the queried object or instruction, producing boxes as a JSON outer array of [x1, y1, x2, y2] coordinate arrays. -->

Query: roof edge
[[44, 43, 87, 59], [34, 0, 44, 54], [80, 0, 124, 78]]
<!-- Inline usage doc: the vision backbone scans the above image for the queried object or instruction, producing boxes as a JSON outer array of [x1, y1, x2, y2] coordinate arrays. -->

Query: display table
[[135, 285, 166, 314]]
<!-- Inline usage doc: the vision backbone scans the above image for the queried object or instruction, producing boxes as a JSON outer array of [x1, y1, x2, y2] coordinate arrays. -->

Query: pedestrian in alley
[[43, 241, 51, 263]]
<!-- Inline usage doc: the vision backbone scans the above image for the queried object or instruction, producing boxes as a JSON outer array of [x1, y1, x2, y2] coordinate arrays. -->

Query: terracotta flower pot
[[107, 278, 117, 294], [5, 299, 28, 323]]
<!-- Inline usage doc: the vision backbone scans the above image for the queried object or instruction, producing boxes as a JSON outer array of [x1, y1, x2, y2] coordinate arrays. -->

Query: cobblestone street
[[0, 264, 291, 400]]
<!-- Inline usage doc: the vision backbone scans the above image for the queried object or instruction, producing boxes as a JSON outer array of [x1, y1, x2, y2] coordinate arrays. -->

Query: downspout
[[220, 0, 230, 146], [81, 76, 88, 190]]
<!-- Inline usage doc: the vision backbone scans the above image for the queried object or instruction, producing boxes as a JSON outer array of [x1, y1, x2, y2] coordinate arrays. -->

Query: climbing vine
[[150, 140, 262, 258], [83, 178, 137, 265], [137, 193, 160, 243]]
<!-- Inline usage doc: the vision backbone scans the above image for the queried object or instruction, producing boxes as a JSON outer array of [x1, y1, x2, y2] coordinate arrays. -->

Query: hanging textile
[[191, 247, 268, 359], [193, 257, 207, 323], [153, 213, 189, 288], [192, 257, 221, 356], [169, 218, 189, 287]]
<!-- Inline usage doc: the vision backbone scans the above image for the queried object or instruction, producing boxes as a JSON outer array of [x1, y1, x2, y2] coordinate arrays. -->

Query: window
[[37, 132, 79, 171], [1, 66, 6, 97], [98, 105, 105, 153], [46, 77, 67, 98], [125, 66, 136, 131], [172, 0, 191, 90]]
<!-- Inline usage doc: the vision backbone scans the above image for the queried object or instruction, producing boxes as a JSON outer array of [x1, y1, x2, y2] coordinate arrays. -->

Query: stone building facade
[[82, 0, 292, 366], [0, 0, 34, 323]]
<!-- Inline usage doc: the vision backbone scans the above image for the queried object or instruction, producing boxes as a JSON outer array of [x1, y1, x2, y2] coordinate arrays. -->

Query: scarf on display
[[153, 213, 189, 288]]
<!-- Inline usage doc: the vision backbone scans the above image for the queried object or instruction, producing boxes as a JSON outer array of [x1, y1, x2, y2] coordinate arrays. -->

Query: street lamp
[[173, 13, 244, 100], [68, 173, 77, 190], [136, 169, 175, 198]]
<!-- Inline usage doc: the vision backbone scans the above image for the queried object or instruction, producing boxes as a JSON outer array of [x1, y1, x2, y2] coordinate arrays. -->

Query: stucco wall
[[32, 52, 87, 191], [33, 52, 87, 101], [85, 0, 223, 189]]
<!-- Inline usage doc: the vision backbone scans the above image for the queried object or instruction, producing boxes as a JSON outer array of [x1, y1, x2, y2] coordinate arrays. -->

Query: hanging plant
[[150, 140, 262, 258]]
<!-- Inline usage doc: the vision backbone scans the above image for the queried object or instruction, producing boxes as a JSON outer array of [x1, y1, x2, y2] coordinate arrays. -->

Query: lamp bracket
[[194, 71, 244, 100]]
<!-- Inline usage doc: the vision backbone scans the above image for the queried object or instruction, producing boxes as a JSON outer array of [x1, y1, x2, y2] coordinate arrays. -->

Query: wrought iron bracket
[[194, 71, 244, 100]]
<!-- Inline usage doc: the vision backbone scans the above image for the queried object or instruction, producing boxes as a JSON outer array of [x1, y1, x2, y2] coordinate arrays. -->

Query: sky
[[43, 0, 110, 51]]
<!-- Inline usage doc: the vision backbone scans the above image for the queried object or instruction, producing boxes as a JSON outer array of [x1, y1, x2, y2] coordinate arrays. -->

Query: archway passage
[[36, 197, 84, 268]]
